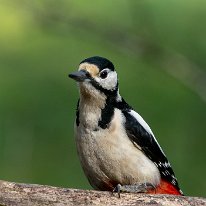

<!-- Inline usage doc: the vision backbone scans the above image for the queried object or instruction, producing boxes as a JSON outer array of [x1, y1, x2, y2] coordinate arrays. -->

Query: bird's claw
[[112, 184, 122, 198]]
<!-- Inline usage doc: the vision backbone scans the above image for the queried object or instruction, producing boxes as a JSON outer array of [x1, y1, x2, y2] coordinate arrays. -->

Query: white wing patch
[[129, 110, 154, 136], [129, 110, 166, 155]]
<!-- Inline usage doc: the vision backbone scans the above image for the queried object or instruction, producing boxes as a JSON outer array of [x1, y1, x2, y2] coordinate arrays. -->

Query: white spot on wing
[[171, 179, 176, 185], [165, 170, 170, 175], [163, 162, 171, 168], [129, 110, 166, 155]]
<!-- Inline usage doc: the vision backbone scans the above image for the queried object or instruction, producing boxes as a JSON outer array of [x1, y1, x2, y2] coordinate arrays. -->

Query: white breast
[[75, 108, 160, 189]]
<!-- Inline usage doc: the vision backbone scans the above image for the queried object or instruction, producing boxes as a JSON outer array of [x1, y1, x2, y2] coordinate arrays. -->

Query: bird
[[69, 56, 183, 196]]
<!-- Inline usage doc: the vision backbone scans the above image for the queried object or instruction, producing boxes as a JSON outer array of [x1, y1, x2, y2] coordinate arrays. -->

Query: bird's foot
[[113, 182, 155, 198]]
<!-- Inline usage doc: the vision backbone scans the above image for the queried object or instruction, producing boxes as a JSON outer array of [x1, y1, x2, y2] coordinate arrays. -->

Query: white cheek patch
[[95, 71, 118, 91]]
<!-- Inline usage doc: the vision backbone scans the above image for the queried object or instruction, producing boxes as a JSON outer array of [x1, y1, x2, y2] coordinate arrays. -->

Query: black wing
[[116, 99, 182, 193]]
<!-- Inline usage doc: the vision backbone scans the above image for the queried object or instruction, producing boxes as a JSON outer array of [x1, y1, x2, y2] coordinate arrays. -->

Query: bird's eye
[[100, 70, 108, 79]]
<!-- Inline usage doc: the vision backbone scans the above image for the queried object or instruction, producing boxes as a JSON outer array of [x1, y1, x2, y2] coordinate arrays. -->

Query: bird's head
[[69, 56, 119, 100]]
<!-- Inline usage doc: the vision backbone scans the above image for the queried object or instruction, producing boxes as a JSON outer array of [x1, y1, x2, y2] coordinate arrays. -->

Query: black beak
[[68, 70, 90, 82]]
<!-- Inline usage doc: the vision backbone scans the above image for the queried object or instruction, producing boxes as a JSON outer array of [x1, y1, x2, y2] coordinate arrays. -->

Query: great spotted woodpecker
[[69, 56, 183, 196]]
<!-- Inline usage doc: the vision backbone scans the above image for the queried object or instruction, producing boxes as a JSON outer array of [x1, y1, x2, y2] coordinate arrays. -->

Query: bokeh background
[[0, 0, 206, 197]]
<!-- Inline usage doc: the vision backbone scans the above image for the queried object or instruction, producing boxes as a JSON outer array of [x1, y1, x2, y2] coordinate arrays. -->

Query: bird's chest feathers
[[78, 96, 106, 130], [75, 107, 128, 163], [75, 100, 160, 188]]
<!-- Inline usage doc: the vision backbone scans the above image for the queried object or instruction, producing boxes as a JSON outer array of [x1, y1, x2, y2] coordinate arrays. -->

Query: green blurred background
[[0, 0, 206, 197]]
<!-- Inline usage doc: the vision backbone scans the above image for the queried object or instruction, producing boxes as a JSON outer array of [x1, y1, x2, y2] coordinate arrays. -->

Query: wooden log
[[0, 180, 205, 206]]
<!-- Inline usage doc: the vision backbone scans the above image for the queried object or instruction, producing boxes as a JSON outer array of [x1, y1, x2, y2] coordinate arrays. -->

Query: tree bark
[[0, 180, 205, 206]]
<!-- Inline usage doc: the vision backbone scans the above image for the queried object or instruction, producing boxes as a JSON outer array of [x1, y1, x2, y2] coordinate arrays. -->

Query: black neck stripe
[[98, 96, 132, 129], [98, 97, 116, 129], [90, 79, 119, 98]]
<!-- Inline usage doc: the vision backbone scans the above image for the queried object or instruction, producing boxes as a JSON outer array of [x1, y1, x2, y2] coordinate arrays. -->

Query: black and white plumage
[[69, 56, 183, 195]]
